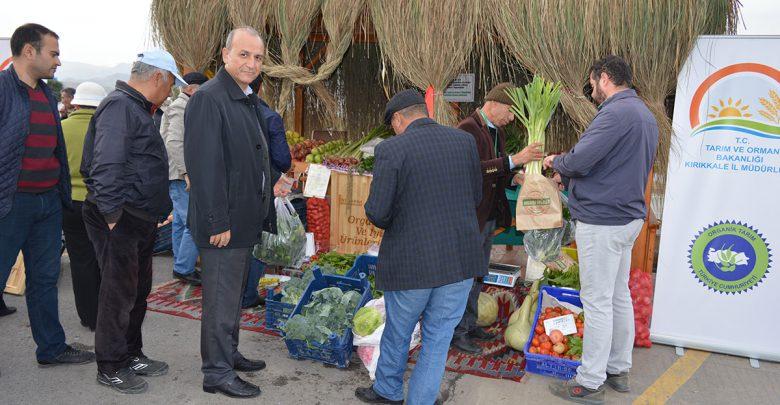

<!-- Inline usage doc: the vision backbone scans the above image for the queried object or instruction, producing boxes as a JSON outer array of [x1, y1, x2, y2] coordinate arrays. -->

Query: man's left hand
[[543, 155, 558, 170]]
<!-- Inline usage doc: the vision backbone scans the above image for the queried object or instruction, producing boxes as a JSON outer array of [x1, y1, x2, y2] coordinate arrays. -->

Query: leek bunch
[[506, 77, 562, 174]]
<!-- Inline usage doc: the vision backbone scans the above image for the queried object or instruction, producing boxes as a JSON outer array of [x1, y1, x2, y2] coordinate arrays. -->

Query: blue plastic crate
[[264, 289, 295, 333], [523, 286, 583, 380], [284, 268, 372, 368], [344, 254, 377, 280]]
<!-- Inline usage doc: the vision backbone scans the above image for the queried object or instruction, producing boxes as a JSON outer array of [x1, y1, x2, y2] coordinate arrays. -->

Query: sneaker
[[130, 355, 169, 376], [97, 368, 148, 394], [549, 379, 605, 404], [173, 270, 202, 286], [606, 372, 630, 392], [38, 345, 96, 367]]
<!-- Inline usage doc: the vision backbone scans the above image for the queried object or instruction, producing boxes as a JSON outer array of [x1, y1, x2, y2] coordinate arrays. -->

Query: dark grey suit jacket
[[365, 118, 486, 291]]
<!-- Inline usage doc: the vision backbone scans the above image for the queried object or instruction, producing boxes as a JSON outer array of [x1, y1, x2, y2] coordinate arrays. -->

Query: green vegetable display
[[313, 252, 357, 275], [567, 335, 583, 356], [542, 264, 581, 290], [282, 287, 363, 345]]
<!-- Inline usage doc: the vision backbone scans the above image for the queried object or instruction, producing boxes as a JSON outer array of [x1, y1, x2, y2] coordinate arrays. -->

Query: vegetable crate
[[285, 269, 372, 368], [344, 254, 377, 280], [264, 290, 295, 333], [523, 286, 582, 380]]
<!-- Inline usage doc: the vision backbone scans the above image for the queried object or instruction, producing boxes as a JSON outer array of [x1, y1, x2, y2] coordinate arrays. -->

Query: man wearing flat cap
[[356, 89, 484, 405], [451, 83, 543, 355]]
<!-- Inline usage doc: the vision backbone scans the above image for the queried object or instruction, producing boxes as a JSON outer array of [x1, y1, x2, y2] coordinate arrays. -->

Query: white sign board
[[303, 164, 331, 199], [444, 73, 475, 103], [1, 38, 11, 70], [652, 36, 780, 362]]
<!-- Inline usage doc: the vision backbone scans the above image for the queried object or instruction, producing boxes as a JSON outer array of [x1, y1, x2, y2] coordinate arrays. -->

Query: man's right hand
[[511, 142, 544, 166], [209, 230, 231, 248], [184, 174, 191, 192]]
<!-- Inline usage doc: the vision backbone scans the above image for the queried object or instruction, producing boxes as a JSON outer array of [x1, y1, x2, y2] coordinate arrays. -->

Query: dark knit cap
[[485, 82, 514, 106], [384, 89, 426, 125], [183, 72, 209, 86]]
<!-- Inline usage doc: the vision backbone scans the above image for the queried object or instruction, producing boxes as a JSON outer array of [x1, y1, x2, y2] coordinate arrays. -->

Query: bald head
[[222, 27, 266, 90]]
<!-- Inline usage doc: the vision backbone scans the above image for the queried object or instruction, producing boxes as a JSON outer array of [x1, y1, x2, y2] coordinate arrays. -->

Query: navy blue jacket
[[257, 99, 291, 173], [553, 89, 658, 225], [0, 65, 72, 219], [81, 81, 172, 223], [365, 118, 485, 291]]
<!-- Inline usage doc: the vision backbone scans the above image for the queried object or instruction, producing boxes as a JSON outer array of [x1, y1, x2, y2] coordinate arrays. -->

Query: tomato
[[562, 336, 569, 345], [545, 308, 553, 314], [562, 309, 573, 316], [538, 334, 550, 344], [529, 347, 538, 354], [535, 325, 544, 334], [540, 348, 551, 356], [540, 342, 552, 351], [531, 338, 540, 347]]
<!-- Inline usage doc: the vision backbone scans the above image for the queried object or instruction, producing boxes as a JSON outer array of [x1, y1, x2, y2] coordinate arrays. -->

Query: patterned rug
[[147, 279, 530, 382], [146, 279, 280, 336]]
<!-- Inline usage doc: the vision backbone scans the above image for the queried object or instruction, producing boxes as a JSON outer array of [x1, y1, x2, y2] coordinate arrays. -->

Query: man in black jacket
[[81, 49, 186, 394], [355, 90, 484, 405], [184, 27, 272, 399]]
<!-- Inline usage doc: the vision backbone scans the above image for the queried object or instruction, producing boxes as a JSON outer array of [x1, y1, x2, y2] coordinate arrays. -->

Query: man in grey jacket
[[184, 27, 272, 399], [544, 55, 658, 404], [161, 71, 208, 286]]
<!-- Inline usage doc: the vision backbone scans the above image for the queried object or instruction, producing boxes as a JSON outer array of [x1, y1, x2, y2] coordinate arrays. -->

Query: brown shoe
[[549, 379, 605, 404]]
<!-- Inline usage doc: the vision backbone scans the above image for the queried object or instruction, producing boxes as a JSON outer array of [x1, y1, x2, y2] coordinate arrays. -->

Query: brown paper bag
[[5, 253, 25, 295], [516, 172, 563, 231]]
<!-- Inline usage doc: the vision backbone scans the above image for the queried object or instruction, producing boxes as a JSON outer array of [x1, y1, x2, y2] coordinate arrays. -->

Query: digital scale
[[483, 262, 523, 288]]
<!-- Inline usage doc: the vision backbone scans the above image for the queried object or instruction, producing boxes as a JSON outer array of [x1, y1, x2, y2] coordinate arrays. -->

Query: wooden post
[[631, 169, 660, 273]]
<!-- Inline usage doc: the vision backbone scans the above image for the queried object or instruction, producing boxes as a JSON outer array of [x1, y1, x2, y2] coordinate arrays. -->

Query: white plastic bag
[[253, 197, 307, 268], [353, 297, 421, 380]]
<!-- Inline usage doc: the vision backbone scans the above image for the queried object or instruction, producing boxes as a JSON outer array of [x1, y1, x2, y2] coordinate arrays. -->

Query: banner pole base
[[750, 358, 760, 369], [675, 347, 685, 356]]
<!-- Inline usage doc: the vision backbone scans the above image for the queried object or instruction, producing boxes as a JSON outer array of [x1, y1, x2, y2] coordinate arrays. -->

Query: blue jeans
[[170, 180, 198, 275], [373, 278, 473, 405], [241, 258, 265, 307], [0, 191, 67, 361]]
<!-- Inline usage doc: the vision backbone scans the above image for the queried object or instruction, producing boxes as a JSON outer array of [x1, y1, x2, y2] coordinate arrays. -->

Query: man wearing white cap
[[62, 81, 107, 332], [81, 49, 186, 394]]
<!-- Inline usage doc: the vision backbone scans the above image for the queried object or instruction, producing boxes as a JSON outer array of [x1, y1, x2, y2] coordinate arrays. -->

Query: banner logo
[[689, 221, 772, 294], [689, 63, 780, 140]]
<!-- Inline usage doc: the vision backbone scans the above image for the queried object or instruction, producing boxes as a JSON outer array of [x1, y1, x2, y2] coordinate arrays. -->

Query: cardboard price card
[[543, 314, 577, 336], [303, 164, 331, 198]]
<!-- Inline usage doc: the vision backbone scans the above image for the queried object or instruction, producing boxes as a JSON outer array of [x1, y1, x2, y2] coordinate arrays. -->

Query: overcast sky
[[1, 0, 778, 67]]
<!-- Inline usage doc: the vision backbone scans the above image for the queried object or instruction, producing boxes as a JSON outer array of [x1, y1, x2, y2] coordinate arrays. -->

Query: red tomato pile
[[629, 268, 654, 347], [527, 306, 584, 361], [306, 198, 330, 253]]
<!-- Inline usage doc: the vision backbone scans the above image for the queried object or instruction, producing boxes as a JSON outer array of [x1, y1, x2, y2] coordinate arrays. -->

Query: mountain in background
[[55, 60, 132, 91]]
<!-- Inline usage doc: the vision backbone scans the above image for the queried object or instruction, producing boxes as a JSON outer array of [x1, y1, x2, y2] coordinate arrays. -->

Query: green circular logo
[[689, 221, 772, 294]]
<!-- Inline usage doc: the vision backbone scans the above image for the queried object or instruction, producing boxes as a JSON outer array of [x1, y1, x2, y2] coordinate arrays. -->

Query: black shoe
[[234, 356, 266, 372], [241, 296, 265, 309], [203, 376, 261, 398], [38, 344, 96, 367], [468, 328, 497, 341], [606, 372, 630, 393], [173, 270, 202, 286], [97, 368, 148, 394], [451, 335, 483, 355], [549, 379, 605, 404], [355, 386, 403, 404], [0, 305, 16, 317], [130, 355, 169, 376]]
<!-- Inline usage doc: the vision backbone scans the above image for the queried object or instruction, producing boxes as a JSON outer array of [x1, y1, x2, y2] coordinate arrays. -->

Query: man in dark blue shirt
[[544, 55, 658, 404], [241, 75, 292, 309]]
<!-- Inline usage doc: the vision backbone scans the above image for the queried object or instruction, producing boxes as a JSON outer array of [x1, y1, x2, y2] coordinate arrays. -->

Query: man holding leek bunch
[[543, 55, 658, 404], [451, 83, 543, 355]]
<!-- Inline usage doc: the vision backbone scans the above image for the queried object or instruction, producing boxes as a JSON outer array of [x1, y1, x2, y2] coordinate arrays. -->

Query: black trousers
[[62, 200, 101, 329], [83, 202, 157, 374]]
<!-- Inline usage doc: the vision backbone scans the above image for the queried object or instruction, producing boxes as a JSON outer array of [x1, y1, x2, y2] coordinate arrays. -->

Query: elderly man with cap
[[356, 89, 484, 405], [62, 81, 108, 331], [161, 71, 209, 286], [451, 83, 544, 354], [81, 49, 186, 394]]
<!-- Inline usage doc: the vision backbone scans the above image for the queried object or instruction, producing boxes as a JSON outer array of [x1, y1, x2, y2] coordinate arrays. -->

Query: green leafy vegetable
[[282, 286, 364, 346], [352, 306, 383, 337]]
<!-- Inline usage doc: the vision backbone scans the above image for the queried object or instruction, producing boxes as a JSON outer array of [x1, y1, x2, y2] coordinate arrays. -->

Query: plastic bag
[[353, 297, 421, 380], [523, 192, 575, 263], [254, 197, 307, 268]]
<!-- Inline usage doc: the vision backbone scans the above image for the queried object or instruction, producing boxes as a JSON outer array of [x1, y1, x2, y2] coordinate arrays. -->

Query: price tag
[[543, 314, 577, 336], [303, 164, 331, 198]]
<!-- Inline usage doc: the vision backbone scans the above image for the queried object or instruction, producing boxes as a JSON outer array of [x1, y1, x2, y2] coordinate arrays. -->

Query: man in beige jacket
[[160, 72, 209, 286]]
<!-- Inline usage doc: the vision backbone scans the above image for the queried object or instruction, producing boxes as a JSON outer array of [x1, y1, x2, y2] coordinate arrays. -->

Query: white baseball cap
[[71, 82, 107, 107], [136, 49, 187, 86]]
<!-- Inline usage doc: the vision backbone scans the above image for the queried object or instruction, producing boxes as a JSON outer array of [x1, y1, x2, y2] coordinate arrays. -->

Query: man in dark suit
[[355, 90, 484, 405], [184, 27, 273, 399], [451, 83, 543, 354]]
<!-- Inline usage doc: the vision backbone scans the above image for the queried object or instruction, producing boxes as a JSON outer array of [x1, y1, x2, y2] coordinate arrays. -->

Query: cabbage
[[352, 306, 383, 337], [476, 292, 498, 327]]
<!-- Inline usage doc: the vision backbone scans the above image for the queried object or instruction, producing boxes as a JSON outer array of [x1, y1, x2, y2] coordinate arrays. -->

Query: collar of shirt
[[479, 109, 497, 129], [243, 86, 253, 96]]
